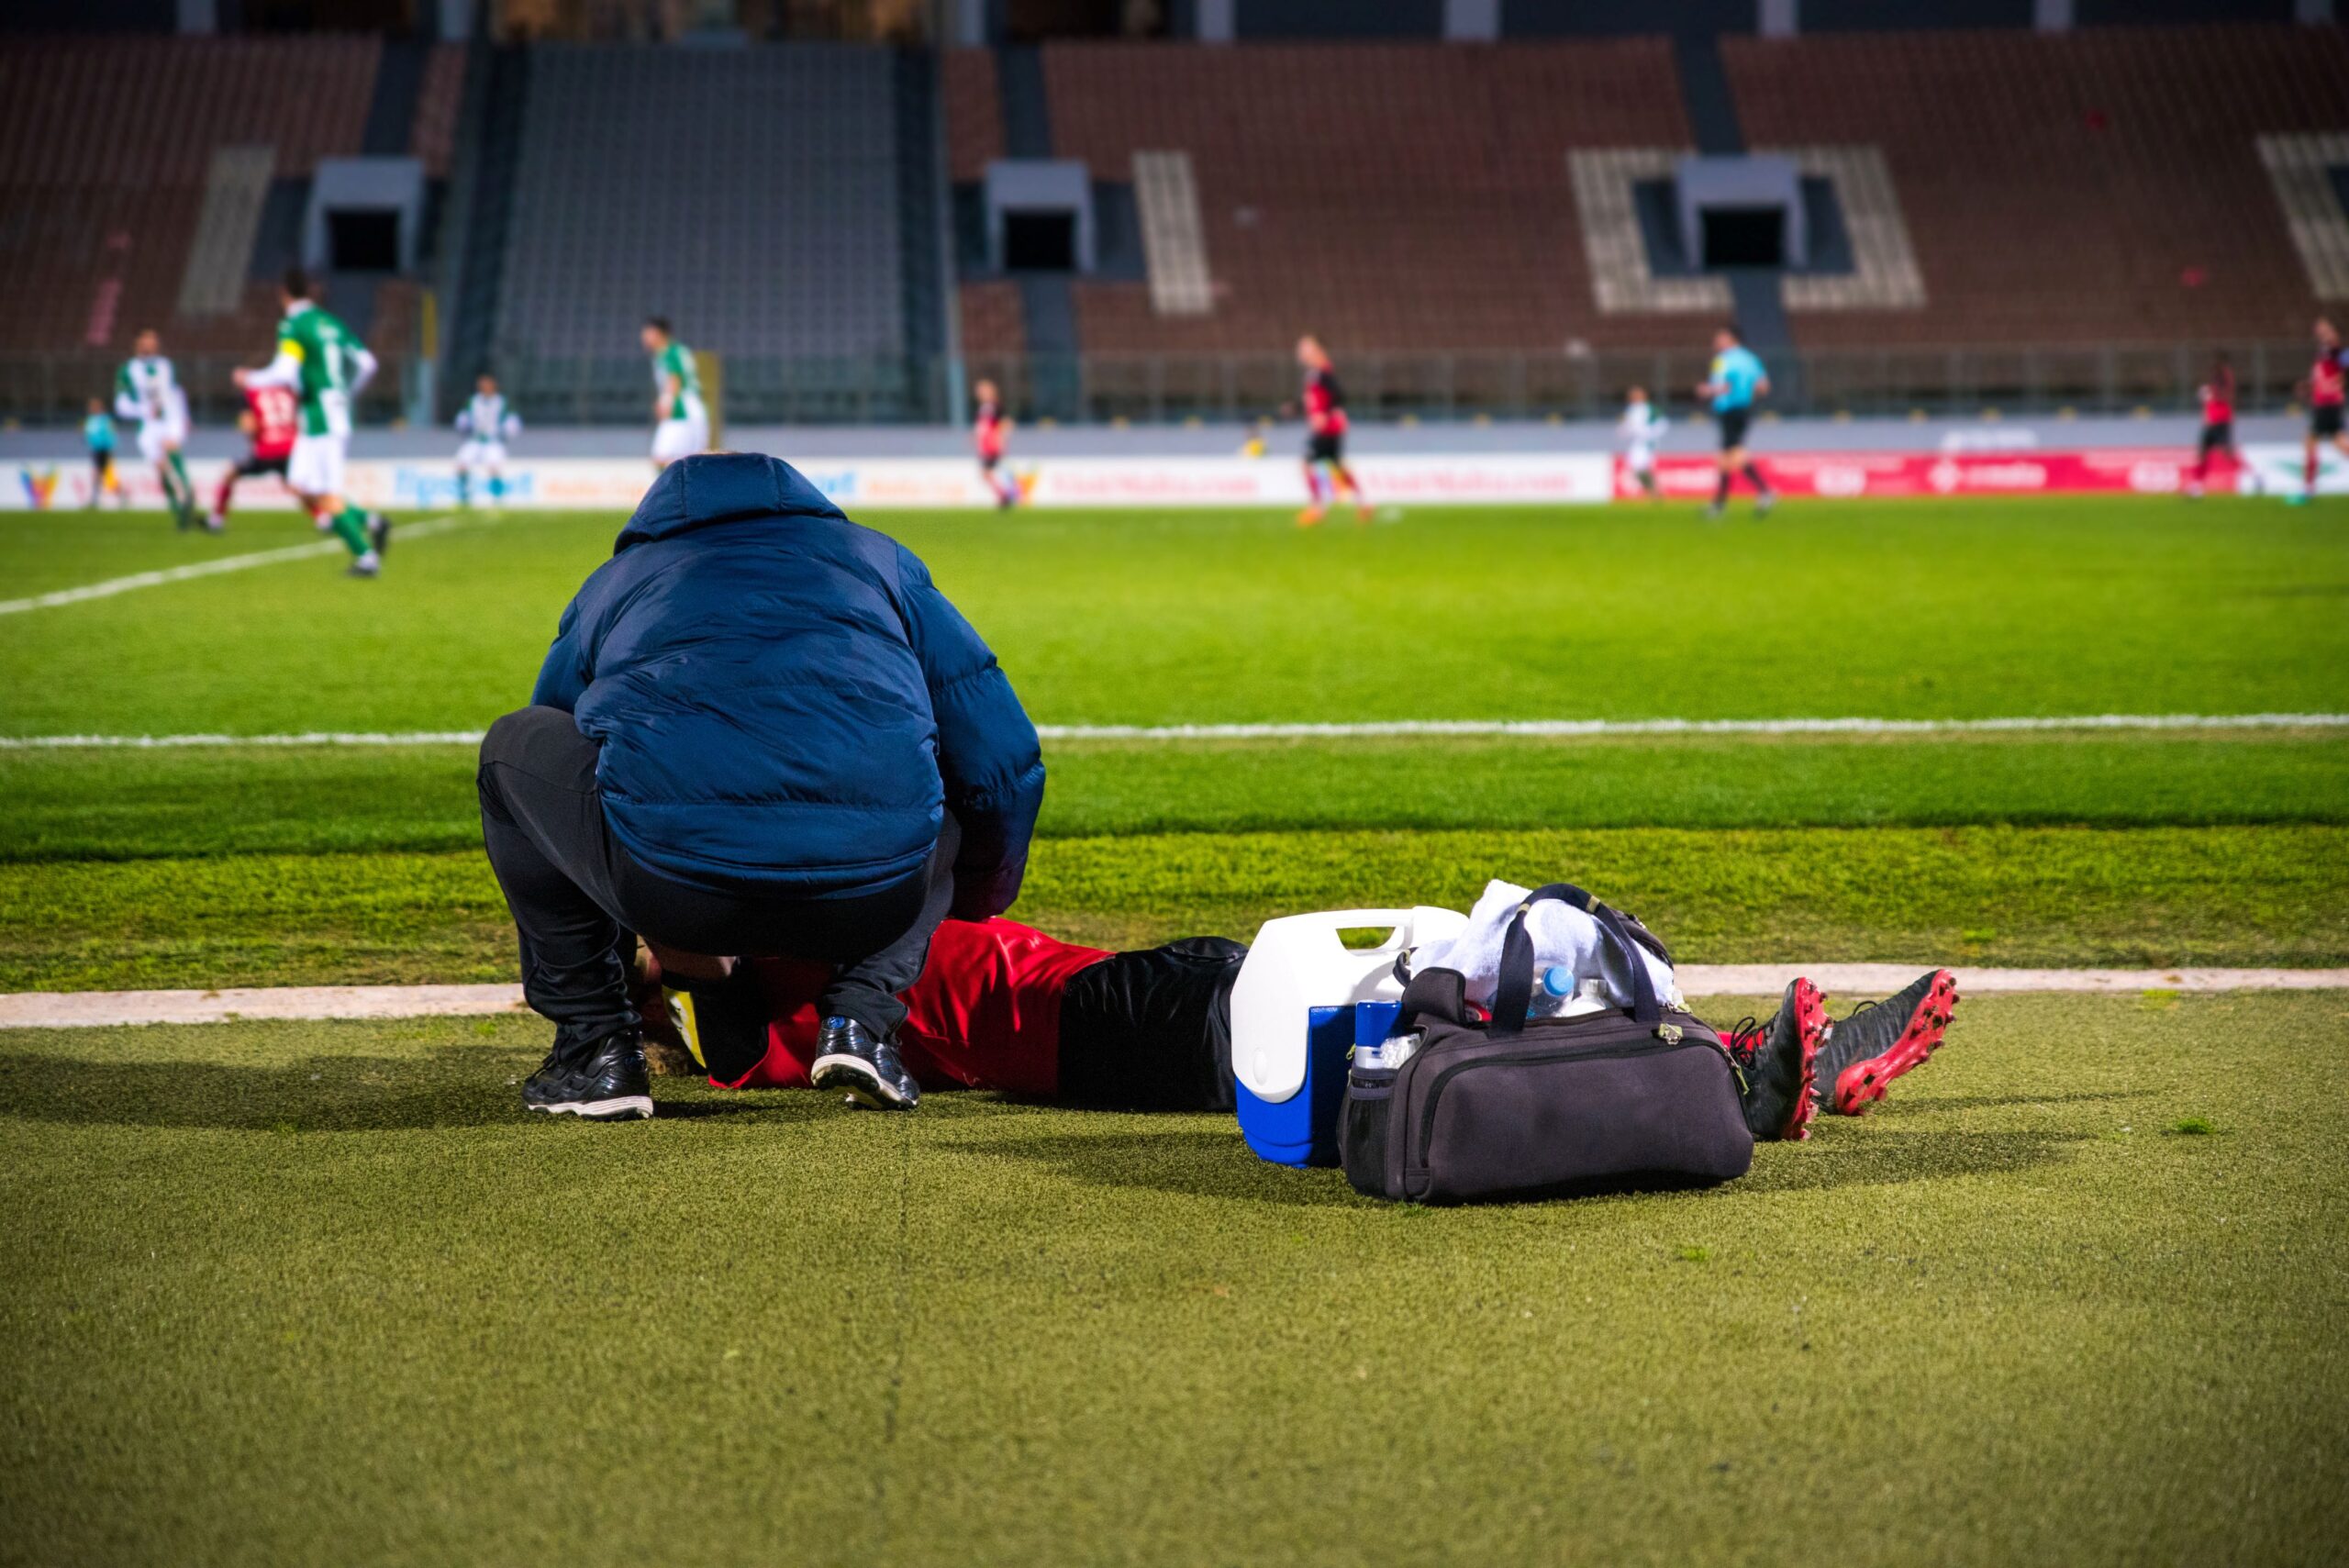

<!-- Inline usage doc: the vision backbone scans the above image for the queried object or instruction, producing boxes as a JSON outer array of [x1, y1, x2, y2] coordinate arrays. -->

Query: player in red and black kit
[[207, 379, 300, 531], [2187, 354, 2239, 501], [2296, 317, 2349, 506], [972, 378, 1020, 509], [640, 917, 1246, 1111], [1294, 335, 1369, 527], [633, 913, 1957, 1134]]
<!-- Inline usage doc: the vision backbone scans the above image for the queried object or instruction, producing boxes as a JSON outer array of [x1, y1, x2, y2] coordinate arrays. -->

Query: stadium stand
[[0, 34, 458, 423], [1030, 39, 1696, 359], [0, 38, 377, 353], [4, 17, 2342, 425], [1721, 24, 2349, 349], [486, 42, 940, 418]]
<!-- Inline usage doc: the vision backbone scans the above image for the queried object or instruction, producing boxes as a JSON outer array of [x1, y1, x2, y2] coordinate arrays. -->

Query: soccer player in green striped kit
[[641, 317, 708, 471], [236, 269, 393, 577]]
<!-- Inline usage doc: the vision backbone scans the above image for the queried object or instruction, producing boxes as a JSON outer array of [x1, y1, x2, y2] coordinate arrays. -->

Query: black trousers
[[477, 706, 959, 1047]]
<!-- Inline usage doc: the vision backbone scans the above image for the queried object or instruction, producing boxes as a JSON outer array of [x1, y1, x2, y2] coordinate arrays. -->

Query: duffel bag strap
[[1490, 883, 1664, 1035]]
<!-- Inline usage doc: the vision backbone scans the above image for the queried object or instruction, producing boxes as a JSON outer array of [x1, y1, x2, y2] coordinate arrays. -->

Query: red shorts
[[709, 917, 1112, 1095]]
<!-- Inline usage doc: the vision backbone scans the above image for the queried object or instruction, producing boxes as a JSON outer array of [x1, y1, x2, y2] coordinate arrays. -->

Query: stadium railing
[[0, 352, 411, 433], [0, 341, 2299, 428]]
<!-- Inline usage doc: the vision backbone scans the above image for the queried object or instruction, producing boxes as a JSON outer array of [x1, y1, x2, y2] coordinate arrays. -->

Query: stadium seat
[[1721, 24, 2349, 350], [0, 34, 441, 421], [491, 44, 914, 375], [1025, 39, 1698, 359]]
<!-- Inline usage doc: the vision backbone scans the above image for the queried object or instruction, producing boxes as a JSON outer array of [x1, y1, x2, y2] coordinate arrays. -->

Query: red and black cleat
[[1726, 977, 1829, 1141], [1814, 969, 1960, 1116]]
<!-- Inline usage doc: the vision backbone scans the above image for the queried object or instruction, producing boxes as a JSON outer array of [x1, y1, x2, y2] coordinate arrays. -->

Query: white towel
[[1408, 880, 1682, 1013]]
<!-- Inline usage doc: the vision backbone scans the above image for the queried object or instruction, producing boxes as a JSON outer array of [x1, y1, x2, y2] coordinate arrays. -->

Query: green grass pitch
[[2, 496, 2346, 1564]]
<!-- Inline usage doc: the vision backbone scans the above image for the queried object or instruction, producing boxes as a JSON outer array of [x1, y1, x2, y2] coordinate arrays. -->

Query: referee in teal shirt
[[1698, 326, 1777, 518]]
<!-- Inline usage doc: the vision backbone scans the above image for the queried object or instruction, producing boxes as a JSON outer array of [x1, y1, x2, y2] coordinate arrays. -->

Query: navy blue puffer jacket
[[530, 453, 1044, 917]]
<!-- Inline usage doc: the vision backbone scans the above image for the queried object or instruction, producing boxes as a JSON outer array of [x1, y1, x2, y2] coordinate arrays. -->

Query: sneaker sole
[[1780, 978, 1828, 1141], [809, 1052, 913, 1111], [1830, 970, 1960, 1116], [527, 1095, 653, 1120]]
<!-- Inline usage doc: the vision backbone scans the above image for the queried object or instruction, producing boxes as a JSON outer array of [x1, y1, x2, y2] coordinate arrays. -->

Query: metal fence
[[0, 352, 416, 432], [0, 340, 2302, 429]]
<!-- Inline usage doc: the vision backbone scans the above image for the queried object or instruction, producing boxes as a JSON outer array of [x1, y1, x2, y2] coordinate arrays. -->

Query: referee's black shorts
[[1716, 407, 1752, 450]]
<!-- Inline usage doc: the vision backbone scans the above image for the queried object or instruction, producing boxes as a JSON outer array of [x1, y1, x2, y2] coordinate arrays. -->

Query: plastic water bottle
[[1527, 964, 1577, 1019]]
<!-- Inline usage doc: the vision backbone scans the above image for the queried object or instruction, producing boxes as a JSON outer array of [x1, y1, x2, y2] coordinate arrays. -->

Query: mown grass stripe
[[3, 712, 2344, 749]]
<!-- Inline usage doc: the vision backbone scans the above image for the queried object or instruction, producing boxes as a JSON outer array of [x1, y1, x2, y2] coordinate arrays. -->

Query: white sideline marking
[[1034, 713, 2349, 740], [0, 513, 470, 617], [2, 712, 2344, 751], [4, 966, 2343, 1029]]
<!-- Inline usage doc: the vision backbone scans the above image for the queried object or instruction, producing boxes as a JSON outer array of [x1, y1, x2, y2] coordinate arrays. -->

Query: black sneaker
[[1754, 490, 1777, 518], [808, 1017, 919, 1110], [521, 1028, 653, 1120], [367, 513, 393, 554], [1724, 977, 1827, 1141], [1814, 969, 1959, 1116]]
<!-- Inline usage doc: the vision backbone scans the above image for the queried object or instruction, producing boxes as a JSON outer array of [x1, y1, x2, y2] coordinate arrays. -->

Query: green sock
[[164, 451, 192, 514], [328, 506, 371, 557]]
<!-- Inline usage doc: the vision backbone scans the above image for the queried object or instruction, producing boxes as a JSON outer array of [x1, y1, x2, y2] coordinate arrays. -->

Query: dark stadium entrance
[[1003, 209, 1078, 272], [1701, 206, 1787, 270], [325, 208, 402, 272]]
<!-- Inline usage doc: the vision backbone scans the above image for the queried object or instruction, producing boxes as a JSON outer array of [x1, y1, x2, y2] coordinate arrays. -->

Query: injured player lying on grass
[[628, 916, 1961, 1140]]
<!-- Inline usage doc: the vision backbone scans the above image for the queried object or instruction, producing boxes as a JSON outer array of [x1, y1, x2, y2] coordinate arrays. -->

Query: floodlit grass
[[3, 498, 2346, 1565], [3, 993, 2343, 1566], [4, 729, 2348, 865], [3, 497, 2346, 735], [6, 825, 2346, 991], [1, 497, 2344, 989]]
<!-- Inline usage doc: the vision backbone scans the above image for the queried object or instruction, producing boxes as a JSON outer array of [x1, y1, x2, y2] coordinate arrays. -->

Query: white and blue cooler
[[1230, 906, 1468, 1166]]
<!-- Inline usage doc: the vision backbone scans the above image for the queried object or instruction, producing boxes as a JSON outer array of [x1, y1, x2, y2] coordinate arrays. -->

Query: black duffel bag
[[1339, 883, 1753, 1204]]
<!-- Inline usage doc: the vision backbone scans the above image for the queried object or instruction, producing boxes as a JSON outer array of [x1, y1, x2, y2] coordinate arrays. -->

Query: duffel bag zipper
[[1414, 1038, 1705, 1152]]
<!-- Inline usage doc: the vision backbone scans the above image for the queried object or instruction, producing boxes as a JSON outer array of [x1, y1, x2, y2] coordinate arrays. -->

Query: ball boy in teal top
[[1698, 325, 1777, 518], [83, 398, 117, 509]]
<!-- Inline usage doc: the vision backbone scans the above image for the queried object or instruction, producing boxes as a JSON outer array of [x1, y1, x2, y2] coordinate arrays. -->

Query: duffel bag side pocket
[[1340, 1067, 1397, 1198]]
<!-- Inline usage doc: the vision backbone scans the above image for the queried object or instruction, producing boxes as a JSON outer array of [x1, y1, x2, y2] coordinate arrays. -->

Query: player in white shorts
[[238, 268, 393, 578], [1617, 385, 1667, 502], [115, 330, 199, 529], [641, 317, 708, 469], [455, 373, 522, 507]]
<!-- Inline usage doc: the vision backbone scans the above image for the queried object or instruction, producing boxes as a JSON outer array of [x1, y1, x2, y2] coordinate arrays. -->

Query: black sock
[[1712, 473, 1731, 506], [1743, 462, 1770, 494]]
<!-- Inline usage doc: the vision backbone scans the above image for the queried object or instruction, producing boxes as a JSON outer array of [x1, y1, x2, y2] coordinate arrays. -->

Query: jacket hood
[[615, 452, 845, 553]]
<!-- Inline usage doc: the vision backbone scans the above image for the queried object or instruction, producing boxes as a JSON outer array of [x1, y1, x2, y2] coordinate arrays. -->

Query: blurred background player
[[206, 374, 299, 531], [1698, 325, 1776, 519], [236, 269, 392, 577], [1617, 385, 1667, 502], [115, 329, 195, 529], [82, 397, 120, 510], [1293, 334, 1368, 527], [641, 317, 707, 471], [455, 373, 521, 508], [2292, 317, 2348, 506], [973, 378, 1019, 508], [2186, 354, 2239, 501]]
